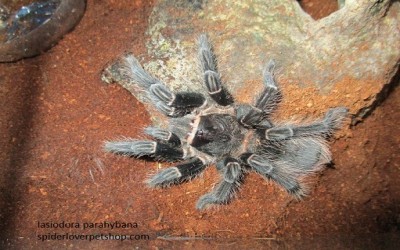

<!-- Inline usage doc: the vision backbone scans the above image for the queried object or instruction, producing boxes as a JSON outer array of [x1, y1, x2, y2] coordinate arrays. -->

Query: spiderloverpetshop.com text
[[36, 221, 151, 241]]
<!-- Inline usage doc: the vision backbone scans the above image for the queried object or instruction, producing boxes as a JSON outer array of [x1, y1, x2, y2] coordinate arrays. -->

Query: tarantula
[[105, 34, 348, 210]]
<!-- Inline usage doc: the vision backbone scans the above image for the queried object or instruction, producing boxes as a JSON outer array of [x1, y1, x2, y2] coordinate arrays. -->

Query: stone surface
[[102, 0, 400, 125]]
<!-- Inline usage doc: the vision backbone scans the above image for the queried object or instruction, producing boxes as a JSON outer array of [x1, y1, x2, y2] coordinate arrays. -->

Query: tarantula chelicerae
[[105, 34, 348, 210]]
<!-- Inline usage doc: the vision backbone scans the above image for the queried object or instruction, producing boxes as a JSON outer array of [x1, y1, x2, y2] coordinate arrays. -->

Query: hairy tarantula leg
[[121, 53, 160, 88], [235, 60, 281, 128], [104, 140, 184, 162], [198, 34, 234, 106], [121, 54, 205, 117], [255, 60, 282, 114], [241, 153, 305, 198], [144, 127, 181, 147], [236, 104, 273, 129], [155, 102, 187, 117], [265, 107, 348, 140], [196, 158, 244, 210], [146, 157, 208, 187], [149, 84, 205, 109], [216, 157, 242, 183]]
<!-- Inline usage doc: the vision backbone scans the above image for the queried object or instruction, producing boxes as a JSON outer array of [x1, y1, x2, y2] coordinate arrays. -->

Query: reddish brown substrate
[[0, 0, 399, 249]]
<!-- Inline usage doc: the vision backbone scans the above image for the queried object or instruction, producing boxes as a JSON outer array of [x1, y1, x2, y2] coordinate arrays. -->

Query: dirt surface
[[299, 0, 339, 20], [0, 0, 399, 249]]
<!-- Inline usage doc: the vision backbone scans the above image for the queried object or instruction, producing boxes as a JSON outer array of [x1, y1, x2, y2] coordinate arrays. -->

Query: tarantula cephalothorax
[[105, 34, 348, 210]]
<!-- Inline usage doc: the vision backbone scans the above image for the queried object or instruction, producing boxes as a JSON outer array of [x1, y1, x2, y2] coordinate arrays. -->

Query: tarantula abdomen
[[104, 34, 348, 210]]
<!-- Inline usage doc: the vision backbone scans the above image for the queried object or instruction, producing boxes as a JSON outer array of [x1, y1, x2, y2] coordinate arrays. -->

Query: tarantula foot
[[323, 107, 349, 130], [262, 59, 277, 88], [196, 167, 244, 210], [287, 184, 307, 199], [195, 179, 241, 210], [196, 194, 217, 210]]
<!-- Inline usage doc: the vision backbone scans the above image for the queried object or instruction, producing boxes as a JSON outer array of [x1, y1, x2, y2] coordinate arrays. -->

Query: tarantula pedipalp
[[105, 34, 348, 210]]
